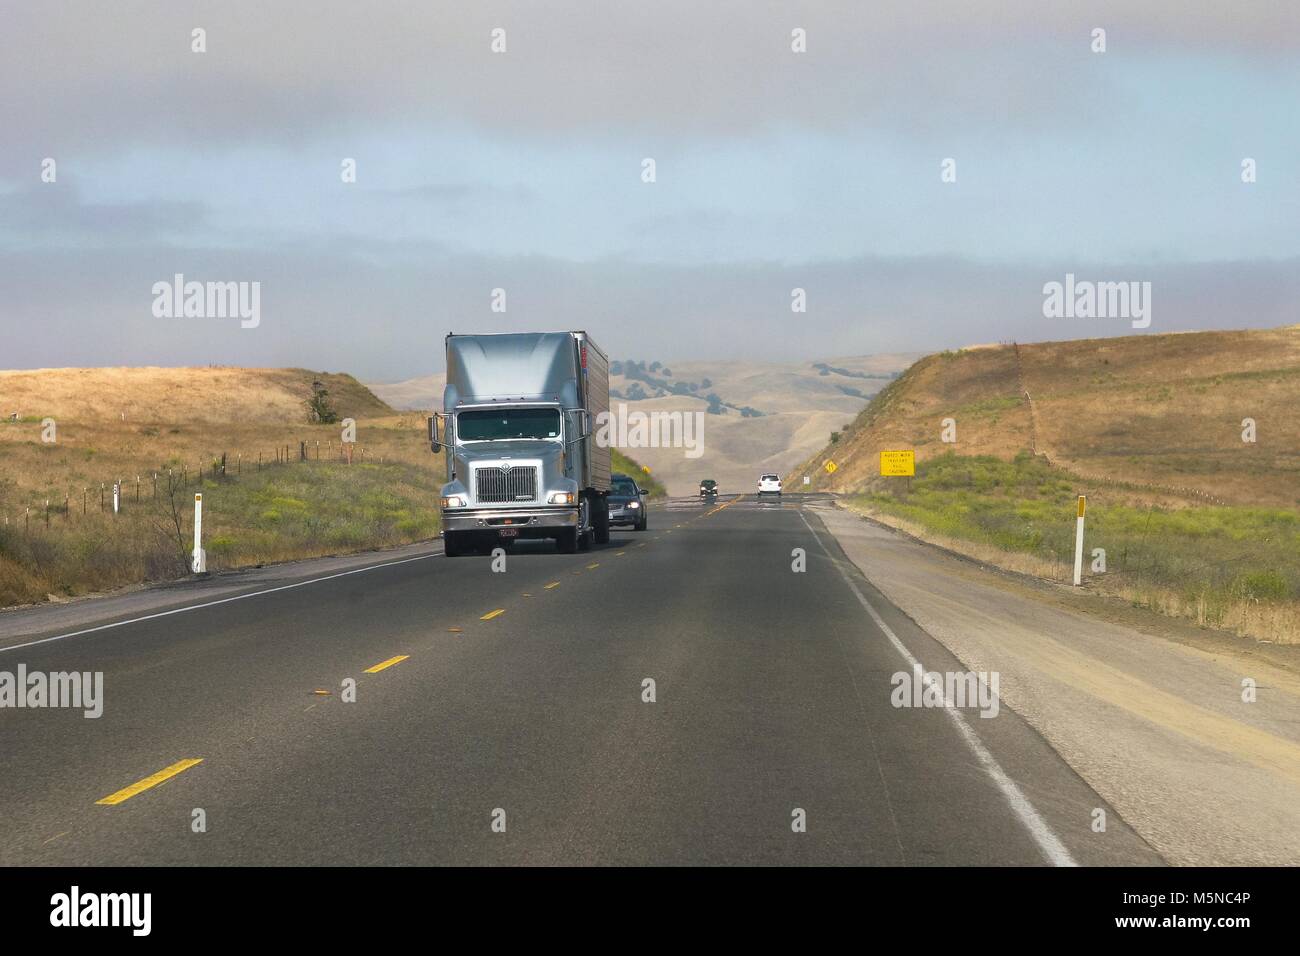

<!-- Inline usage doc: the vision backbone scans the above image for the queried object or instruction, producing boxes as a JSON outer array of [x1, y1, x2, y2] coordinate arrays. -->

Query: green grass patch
[[612, 449, 667, 498], [854, 451, 1300, 620]]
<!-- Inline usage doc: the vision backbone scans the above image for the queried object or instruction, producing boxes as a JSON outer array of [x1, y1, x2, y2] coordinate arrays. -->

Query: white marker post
[[1073, 495, 1086, 586], [112, 481, 120, 515], [192, 493, 207, 574]]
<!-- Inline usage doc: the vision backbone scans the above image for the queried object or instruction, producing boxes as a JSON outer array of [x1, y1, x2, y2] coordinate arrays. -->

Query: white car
[[757, 473, 782, 496]]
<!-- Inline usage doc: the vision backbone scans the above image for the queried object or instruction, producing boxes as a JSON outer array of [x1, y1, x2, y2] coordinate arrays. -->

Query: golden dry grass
[[795, 326, 1300, 507], [0, 366, 392, 425], [0, 368, 445, 606]]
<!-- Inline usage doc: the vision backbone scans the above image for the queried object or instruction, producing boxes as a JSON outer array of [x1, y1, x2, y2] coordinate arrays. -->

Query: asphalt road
[[0, 495, 1162, 865]]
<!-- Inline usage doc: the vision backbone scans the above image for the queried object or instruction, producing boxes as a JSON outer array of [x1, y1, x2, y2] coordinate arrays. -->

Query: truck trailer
[[430, 331, 612, 556]]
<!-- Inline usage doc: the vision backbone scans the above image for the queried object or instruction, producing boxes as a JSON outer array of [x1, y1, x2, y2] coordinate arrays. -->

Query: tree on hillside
[[306, 379, 340, 424]]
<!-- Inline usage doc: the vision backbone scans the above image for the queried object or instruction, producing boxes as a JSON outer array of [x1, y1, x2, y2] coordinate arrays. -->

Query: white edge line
[[0, 550, 443, 656], [799, 510, 1077, 868]]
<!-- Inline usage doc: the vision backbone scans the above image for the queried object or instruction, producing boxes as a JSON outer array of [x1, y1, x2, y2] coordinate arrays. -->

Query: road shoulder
[[0, 540, 441, 646], [811, 501, 1300, 865]]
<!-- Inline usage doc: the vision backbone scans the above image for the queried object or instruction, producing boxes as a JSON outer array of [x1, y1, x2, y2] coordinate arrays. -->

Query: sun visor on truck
[[444, 332, 580, 409]]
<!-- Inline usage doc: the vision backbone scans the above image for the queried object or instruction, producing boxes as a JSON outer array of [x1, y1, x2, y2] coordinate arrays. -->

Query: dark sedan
[[607, 473, 648, 531]]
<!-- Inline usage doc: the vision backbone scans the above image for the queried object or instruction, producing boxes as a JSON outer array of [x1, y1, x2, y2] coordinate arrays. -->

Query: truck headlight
[[548, 491, 575, 505], [628, 501, 640, 509], [441, 495, 467, 508]]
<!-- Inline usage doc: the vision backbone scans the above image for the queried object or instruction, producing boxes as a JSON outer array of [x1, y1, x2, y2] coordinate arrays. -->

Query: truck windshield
[[457, 407, 561, 442]]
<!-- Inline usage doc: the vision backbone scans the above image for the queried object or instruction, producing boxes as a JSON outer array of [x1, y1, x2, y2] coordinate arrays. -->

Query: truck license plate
[[498, 528, 519, 538]]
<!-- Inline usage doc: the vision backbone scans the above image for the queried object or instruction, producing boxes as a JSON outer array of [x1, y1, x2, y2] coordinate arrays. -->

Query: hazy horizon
[[2, 1, 1296, 379]]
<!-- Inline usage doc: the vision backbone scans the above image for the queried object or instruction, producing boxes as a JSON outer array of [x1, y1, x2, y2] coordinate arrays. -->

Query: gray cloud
[[1, 238, 1294, 379], [3, 0, 1296, 173], [0, 183, 208, 245]]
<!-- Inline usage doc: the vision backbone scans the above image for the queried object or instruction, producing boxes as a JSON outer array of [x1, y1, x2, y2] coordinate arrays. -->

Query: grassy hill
[[0, 366, 393, 425], [796, 327, 1300, 506], [0, 368, 433, 606], [791, 327, 1300, 643]]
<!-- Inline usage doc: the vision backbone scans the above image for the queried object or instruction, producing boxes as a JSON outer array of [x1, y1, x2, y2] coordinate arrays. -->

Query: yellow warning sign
[[880, 450, 915, 476], [823, 460, 838, 474]]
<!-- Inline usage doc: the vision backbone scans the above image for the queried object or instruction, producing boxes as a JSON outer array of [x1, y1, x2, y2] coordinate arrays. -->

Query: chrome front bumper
[[441, 506, 579, 534]]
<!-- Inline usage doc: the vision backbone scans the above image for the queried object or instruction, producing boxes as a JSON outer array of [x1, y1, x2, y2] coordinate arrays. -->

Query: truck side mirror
[[567, 409, 590, 443], [428, 415, 450, 451]]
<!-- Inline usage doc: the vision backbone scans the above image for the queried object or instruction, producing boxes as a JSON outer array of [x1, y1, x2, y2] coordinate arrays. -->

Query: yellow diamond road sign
[[823, 460, 838, 474], [880, 450, 915, 476]]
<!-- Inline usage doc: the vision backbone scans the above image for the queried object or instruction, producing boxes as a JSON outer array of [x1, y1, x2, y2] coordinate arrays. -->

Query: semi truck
[[430, 331, 612, 556]]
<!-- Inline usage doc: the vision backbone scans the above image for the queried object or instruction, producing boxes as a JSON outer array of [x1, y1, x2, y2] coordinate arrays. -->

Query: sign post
[[192, 493, 207, 574], [1073, 495, 1086, 586]]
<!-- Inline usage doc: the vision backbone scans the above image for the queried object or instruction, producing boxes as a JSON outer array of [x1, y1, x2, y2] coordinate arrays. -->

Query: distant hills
[[370, 353, 920, 495]]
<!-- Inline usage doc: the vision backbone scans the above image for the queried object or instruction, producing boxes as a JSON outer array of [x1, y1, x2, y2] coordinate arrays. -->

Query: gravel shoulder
[[813, 500, 1300, 866]]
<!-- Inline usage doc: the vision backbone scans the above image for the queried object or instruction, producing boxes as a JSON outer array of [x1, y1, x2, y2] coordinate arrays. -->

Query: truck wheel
[[556, 528, 578, 553], [443, 531, 467, 557], [636, 514, 647, 531], [593, 493, 611, 545]]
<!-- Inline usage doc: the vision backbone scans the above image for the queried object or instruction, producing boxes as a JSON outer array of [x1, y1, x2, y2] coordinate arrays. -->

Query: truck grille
[[474, 465, 538, 504]]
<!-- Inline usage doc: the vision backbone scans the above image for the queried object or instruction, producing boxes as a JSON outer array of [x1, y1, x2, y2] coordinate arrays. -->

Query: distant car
[[607, 473, 648, 531], [699, 478, 719, 500], [757, 473, 782, 496]]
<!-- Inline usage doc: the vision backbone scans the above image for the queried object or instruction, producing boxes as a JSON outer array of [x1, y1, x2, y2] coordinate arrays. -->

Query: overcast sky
[[1, 1, 1297, 380]]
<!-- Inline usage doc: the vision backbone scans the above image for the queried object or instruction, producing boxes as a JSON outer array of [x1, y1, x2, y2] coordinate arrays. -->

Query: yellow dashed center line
[[448, 626, 463, 633], [480, 608, 506, 621], [703, 495, 742, 517], [616, 551, 626, 556], [96, 758, 203, 806], [544, 581, 561, 589], [587, 563, 600, 569], [365, 655, 409, 673]]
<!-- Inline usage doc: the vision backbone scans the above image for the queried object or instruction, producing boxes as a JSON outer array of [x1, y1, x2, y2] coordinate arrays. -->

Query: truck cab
[[432, 332, 611, 555]]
